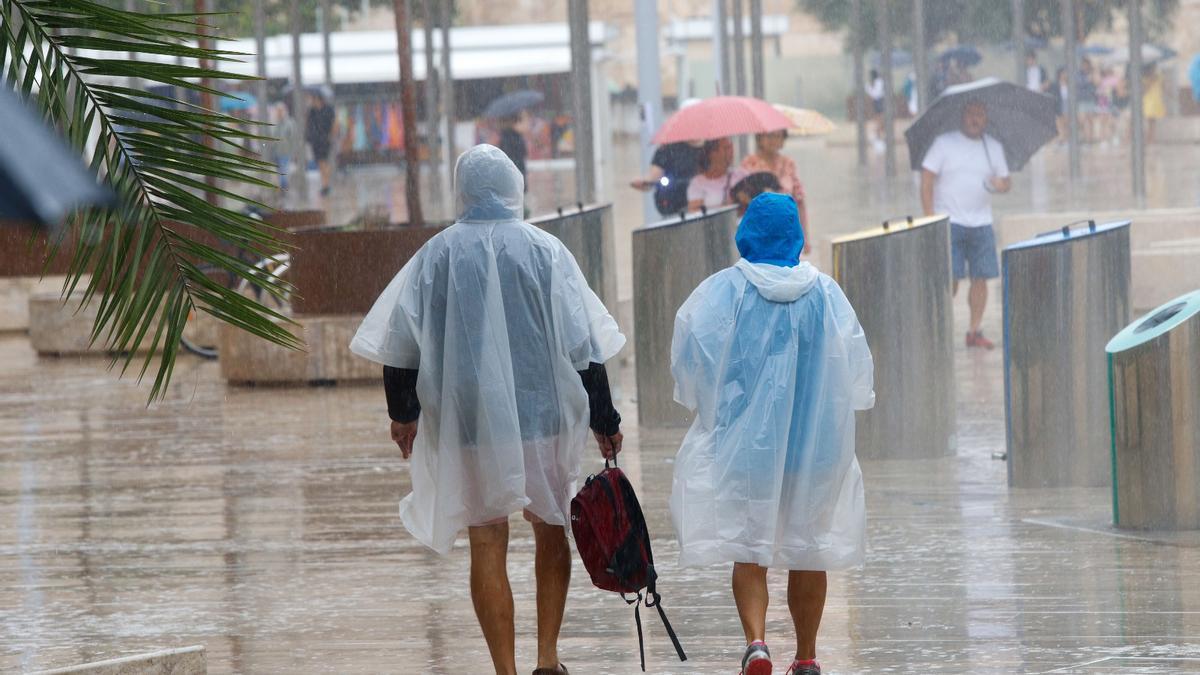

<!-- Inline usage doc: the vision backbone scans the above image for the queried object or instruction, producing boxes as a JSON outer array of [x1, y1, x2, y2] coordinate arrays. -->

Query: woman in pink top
[[742, 130, 811, 254]]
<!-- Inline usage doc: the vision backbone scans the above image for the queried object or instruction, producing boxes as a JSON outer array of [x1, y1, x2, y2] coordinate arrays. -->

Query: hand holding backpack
[[570, 457, 687, 671]]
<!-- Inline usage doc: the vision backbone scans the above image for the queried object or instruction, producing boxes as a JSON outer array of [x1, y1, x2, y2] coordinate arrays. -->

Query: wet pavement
[[4, 290, 1200, 674], [6, 137, 1200, 673]]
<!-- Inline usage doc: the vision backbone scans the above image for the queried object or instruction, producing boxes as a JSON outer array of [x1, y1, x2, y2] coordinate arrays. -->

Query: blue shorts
[[951, 223, 999, 280]]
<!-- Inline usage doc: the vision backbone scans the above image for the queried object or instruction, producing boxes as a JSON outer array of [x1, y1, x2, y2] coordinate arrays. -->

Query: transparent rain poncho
[[350, 144, 625, 554], [669, 193, 874, 570]]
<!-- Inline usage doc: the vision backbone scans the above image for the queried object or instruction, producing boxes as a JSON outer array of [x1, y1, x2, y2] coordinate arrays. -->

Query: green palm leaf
[[0, 0, 303, 401]]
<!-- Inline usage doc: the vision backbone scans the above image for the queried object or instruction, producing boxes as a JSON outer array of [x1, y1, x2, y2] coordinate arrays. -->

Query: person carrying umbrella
[[687, 137, 747, 211], [919, 100, 1010, 350], [742, 130, 812, 254], [648, 96, 794, 214], [483, 90, 544, 190]]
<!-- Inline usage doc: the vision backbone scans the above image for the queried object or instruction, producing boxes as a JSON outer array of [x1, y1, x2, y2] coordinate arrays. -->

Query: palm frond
[[0, 0, 303, 401]]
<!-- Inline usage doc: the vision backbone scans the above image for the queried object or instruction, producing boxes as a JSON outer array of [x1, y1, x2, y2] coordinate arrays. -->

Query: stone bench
[[1153, 117, 1200, 144], [31, 645, 205, 675], [219, 315, 378, 385], [0, 276, 76, 332], [28, 291, 155, 356], [998, 208, 1200, 311]]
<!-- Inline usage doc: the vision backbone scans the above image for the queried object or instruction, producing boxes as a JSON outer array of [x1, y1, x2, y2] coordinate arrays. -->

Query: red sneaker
[[966, 331, 996, 350], [740, 641, 772, 675]]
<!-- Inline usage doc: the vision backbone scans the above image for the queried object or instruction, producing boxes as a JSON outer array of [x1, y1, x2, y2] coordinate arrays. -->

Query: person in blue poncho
[[670, 193, 875, 675]]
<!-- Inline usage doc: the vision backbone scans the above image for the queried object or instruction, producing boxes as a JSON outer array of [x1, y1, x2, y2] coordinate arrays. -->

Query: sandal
[[532, 664, 568, 675]]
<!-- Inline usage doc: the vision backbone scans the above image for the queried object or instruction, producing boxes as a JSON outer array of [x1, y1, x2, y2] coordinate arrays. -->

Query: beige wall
[[446, 1, 842, 94]]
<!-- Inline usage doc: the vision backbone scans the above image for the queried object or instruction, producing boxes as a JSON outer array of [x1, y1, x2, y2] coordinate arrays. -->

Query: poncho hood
[[735, 192, 804, 267], [455, 144, 524, 222]]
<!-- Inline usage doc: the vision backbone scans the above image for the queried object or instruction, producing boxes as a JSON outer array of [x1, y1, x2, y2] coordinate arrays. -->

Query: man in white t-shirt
[[1025, 51, 1050, 93], [920, 101, 1012, 350]]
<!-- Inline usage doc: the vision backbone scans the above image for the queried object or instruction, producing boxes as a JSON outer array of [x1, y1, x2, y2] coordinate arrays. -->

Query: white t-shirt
[[1026, 64, 1044, 91], [687, 168, 747, 209], [866, 78, 885, 101], [921, 130, 1009, 227]]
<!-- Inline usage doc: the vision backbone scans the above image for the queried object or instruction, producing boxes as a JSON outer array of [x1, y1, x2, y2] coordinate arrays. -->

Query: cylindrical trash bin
[[831, 215, 956, 459], [1003, 220, 1131, 488], [530, 203, 618, 307], [1106, 289, 1200, 530], [633, 206, 739, 427]]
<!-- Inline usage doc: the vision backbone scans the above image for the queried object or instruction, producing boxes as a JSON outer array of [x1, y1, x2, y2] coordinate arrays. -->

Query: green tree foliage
[[800, 0, 1180, 50], [1, 0, 302, 399]]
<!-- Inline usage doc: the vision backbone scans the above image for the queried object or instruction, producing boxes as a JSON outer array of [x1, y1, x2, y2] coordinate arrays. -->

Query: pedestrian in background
[[1025, 51, 1050, 94], [305, 89, 336, 196], [670, 192, 874, 675], [1142, 64, 1166, 143], [866, 69, 885, 149], [920, 101, 1011, 350], [742, 130, 812, 254], [630, 140, 705, 216], [269, 101, 294, 191], [687, 138, 746, 211]]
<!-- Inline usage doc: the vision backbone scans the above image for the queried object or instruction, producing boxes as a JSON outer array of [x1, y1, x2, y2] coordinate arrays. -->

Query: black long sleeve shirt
[[382, 362, 621, 436]]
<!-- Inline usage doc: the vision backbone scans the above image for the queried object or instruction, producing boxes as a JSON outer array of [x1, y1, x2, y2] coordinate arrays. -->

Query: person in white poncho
[[350, 144, 626, 675], [670, 193, 875, 675]]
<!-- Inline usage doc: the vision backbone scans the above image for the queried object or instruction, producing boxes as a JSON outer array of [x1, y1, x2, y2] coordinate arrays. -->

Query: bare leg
[[532, 521, 571, 671], [732, 562, 770, 644], [318, 159, 332, 192], [968, 278, 989, 334], [469, 522, 517, 675], [787, 571, 827, 662]]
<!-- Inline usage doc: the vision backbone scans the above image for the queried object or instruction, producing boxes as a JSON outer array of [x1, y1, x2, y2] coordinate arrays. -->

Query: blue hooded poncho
[[735, 192, 805, 267], [669, 195, 875, 570]]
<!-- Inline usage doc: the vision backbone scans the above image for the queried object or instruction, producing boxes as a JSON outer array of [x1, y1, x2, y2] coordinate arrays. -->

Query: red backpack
[[570, 458, 687, 671]]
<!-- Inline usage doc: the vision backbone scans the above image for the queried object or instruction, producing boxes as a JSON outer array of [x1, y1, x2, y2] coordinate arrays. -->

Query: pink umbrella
[[651, 96, 793, 145]]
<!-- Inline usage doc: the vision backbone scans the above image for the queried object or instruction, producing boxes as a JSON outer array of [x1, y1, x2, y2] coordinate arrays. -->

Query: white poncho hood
[[350, 144, 626, 554]]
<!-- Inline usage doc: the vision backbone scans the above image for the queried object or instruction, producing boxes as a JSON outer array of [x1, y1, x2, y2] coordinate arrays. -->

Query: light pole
[[913, 0, 928, 113], [635, 0, 663, 224], [1062, 0, 1081, 182], [876, 0, 896, 177], [749, 0, 764, 99], [851, 0, 867, 166], [568, 0, 596, 205], [393, 0, 423, 225], [1129, 0, 1146, 203]]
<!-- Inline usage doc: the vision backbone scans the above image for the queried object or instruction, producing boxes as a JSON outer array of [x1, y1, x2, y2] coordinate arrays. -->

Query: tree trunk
[[196, 0, 217, 204], [289, 0, 310, 202], [394, 0, 424, 226]]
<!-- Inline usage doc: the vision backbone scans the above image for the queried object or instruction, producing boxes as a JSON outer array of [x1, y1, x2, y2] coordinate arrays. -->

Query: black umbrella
[[903, 77, 1057, 172], [0, 87, 116, 229], [482, 90, 544, 120]]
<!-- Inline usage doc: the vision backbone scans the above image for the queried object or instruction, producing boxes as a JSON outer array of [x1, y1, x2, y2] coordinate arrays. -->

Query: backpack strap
[[614, 467, 688, 667], [645, 590, 687, 664], [623, 592, 648, 671]]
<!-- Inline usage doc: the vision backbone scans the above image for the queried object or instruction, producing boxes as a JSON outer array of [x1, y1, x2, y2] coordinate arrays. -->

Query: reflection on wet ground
[[3, 292, 1200, 674]]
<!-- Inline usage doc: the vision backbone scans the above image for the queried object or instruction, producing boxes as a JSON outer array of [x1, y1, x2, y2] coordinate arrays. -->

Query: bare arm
[[990, 176, 1012, 193], [920, 169, 937, 216], [630, 164, 665, 190]]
